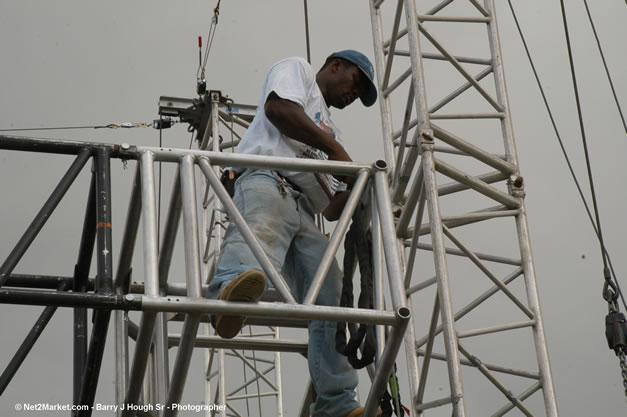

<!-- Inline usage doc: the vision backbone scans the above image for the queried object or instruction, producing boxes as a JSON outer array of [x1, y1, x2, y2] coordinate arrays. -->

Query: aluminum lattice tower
[[368, 0, 559, 415]]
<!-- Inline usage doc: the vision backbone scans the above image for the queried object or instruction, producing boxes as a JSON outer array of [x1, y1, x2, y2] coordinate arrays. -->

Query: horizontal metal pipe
[[441, 209, 519, 223], [2, 274, 93, 290], [387, 49, 493, 65], [0, 135, 118, 156], [407, 205, 515, 238], [0, 288, 141, 310], [415, 396, 454, 412], [407, 242, 522, 266], [422, 52, 492, 65], [229, 392, 279, 401], [437, 171, 508, 197], [418, 15, 490, 23], [120, 144, 372, 176], [431, 124, 517, 175], [434, 158, 520, 208], [456, 319, 536, 339], [416, 350, 539, 380], [0, 289, 368, 327], [141, 297, 400, 326], [429, 112, 505, 119]]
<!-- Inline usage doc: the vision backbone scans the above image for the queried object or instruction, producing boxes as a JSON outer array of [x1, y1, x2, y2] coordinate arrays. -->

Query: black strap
[[335, 206, 408, 416], [336, 206, 377, 369]]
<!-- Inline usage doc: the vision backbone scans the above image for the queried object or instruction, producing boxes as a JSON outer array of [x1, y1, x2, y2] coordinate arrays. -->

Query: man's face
[[327, 60, 369, 109]]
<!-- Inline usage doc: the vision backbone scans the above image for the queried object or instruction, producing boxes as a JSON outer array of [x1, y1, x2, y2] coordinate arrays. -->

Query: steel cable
[[507, 0, 626, 311], [582, 0, 626, 133]]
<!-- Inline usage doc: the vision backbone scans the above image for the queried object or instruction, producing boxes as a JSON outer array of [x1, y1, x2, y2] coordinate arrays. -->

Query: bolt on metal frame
[[369, 0, 558, 416]]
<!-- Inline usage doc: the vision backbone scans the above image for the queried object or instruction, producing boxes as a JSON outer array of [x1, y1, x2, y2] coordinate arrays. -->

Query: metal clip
[[278, 181, 288, 197]]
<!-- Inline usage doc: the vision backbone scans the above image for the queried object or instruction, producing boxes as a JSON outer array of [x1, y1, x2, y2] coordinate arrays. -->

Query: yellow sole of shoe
[[214, 270, 266, 339]]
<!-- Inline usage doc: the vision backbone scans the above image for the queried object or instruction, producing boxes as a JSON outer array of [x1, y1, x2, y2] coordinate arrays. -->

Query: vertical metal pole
[[153, 169, 184, 407], [77, 147, 114, 416], [421, 148, 466, 417], [0, 148, 91, 287], [274, 328, 284, 417], [369, 0, 397, 171], [363, 308, 411, 417], [371, 186, 386, 364], [515, 207, 559, 416], [95, 147, 114, 294], [373, 162, 407, 310], [484, 1, 558, 414], [218, 349, 228, 417], [73, 168, 98, 405], [122, 151, 160, 414], [484, 0, 518, 165], [403, 0, 430, 146], [114, 165, 141, 413], [164, 155, 204, 416]]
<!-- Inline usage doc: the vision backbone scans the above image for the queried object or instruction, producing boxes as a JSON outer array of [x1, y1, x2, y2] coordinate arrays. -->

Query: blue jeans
[[207, 169, 360, 417]]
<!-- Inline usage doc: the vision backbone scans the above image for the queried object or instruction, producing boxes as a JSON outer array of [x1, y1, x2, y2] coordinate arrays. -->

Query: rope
[[582, 0, 626, 133]]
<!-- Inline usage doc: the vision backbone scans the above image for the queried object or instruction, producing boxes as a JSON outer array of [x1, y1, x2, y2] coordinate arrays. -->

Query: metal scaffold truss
[[0, 133, 410, 417], [368, 0, 558, 416]]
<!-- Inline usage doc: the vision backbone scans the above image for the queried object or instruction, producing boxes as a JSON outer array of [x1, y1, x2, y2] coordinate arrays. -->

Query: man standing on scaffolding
[[207, 50, 378, 417]]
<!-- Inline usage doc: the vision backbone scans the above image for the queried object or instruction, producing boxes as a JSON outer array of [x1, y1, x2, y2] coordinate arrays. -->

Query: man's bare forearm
[[264, 93, 351, 162]]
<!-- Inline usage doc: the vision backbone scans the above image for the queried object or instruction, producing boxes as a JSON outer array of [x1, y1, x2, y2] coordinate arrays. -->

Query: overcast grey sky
[[1, 1, 626, 416]]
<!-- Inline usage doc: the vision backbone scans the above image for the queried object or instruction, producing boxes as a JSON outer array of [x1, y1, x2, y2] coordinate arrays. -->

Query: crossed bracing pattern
[[369, 0, 558, 416], [0, 135, 411, 417]]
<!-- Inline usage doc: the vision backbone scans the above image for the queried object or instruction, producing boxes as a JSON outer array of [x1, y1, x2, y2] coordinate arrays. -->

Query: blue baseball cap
[[328, 50, 378, 107]]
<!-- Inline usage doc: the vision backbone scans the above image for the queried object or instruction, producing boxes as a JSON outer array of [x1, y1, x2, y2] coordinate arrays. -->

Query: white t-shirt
[[235, 57, 347, 213]]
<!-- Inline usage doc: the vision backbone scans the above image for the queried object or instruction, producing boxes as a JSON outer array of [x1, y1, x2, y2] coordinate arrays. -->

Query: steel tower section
[[369, 0, 558, 416]]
